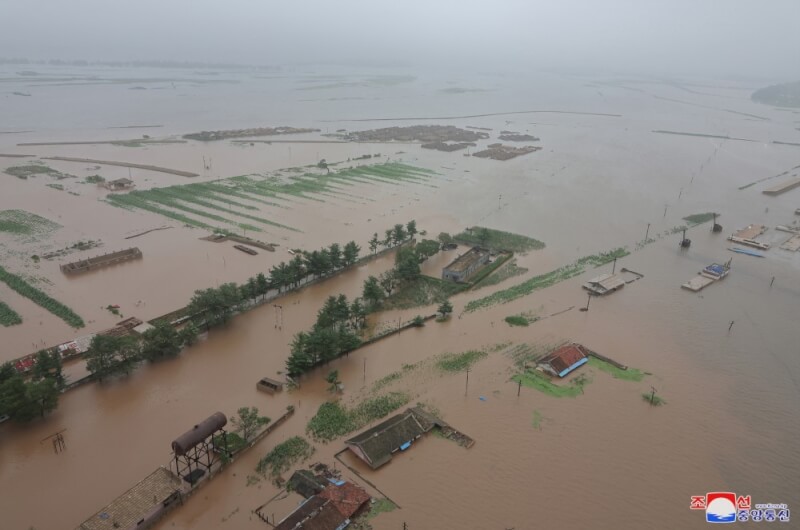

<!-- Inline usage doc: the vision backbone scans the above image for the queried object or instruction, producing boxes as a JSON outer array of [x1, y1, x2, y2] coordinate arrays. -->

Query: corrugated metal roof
[[538, 343, 589, 377], [318, 482, 370, 518]]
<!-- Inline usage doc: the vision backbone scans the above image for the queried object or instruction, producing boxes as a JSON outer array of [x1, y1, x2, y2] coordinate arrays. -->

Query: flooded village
[[1, 59, 800, 529]]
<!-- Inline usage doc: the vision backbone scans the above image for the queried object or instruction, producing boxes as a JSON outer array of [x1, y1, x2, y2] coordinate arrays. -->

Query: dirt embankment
[[344, 125, 489, 143], [473, 143, 542, 161], [183, 126, 320, 141]]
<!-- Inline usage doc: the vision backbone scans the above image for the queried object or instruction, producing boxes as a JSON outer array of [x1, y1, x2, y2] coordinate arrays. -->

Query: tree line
[[0, 350, 64, 422], [286, 230, 451, 378]]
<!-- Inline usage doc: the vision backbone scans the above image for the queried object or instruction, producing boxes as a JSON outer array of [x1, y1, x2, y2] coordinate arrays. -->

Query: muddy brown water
[[1, 67, 799, 529]]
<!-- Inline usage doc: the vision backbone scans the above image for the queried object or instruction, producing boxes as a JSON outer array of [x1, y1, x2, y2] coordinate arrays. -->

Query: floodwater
[[0, 65, 798, 529]]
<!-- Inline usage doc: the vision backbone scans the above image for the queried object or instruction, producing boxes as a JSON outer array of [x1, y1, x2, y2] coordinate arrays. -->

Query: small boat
[[728, 247, 765, 258]]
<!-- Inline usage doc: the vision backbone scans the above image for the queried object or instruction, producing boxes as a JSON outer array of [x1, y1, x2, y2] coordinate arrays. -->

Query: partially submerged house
[[537, 343, 590, 378], [344, 409, 433, 469], [105, 177, 134, 191], [287, 470, 327, 499], [582, 273, 625, 295], [441, 246, 490, 282], [274, 496, 347, 530], [274, 480, 370, 530]]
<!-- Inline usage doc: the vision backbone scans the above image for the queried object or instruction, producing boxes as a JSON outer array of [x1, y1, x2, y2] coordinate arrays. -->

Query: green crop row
[[0, 300, 23, 326], [0, 265, 84, 328], [465, 247, 630, 311]]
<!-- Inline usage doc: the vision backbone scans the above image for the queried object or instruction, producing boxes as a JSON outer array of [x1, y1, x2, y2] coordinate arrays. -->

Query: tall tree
[[392, 223, 407, 245], [384, 229, 394, 248], [438, 300, 454, 317], [368, 233, 380, 255], [343, 241, 360, 266], [362, 275, 385, 309], [328, 243, 342, 270], [350, 298, 366, 329], [246, 276, 258, 302], [289, 255, 306, 287], [231, 406, 270, 442], [255, 272, 269, 301], [85, 335, 140, 381], [406, 220, 417, 240], [28, 378, 59, 419], [141, 321, 182, 362], [32, 350, 65, 389], [326, 370, 342, 393], [178, 322, 200, 346], [395, 247, 421, 281]]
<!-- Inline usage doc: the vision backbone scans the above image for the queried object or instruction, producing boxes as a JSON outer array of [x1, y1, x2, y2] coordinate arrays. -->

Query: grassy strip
[[682, 212, 717, 226], [504, 315, 529, 327], [256, 436, 315, 478], [0, 265, 84, 327], [455, 227, 545, 252], [532, 410, 543, 430], [436, 349, 487, 372], [465, 248, 629, 312], [642, 393, 666, 406], [107, 193, 217, 230], [587, 357, 644, 382], [307, 392, 410, 443], [0, 300, 23, 326], [474, 258, 527, 288], [512, 370, 585, 398], [381, 275, 465, 310]]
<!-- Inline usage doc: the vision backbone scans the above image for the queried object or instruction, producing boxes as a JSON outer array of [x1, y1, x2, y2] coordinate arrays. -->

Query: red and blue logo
[[690, 492, 790, 524]]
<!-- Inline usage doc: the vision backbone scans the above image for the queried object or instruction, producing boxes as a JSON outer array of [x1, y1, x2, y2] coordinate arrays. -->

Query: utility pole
[[663, 204, 668, 218], [580, 293, 591, 312], [517, 378, 522, 396], [644, 223, 651, 242], [274, 304, 283, 329], [465, 369, 470, 396], [649, 386, 657, 405], [363, 357, 366, 384], [612, 257, 617, 275]]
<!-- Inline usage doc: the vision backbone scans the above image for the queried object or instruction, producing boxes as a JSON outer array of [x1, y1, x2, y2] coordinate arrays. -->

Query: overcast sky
[[1, 0, 798, 79]]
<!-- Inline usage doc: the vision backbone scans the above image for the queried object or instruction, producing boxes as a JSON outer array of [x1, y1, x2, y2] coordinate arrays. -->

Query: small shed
[[582, 273, 625, 295], [256, 376, 284, 394], [537, 343, 590, 378], [344, 409, 432, 469], [441, 246, 490, 282]]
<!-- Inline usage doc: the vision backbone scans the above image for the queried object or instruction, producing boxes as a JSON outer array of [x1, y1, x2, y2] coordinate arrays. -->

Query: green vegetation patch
[[4, 163, 64, 180], [512, 370, 587, 398], [465, 247, 629, 311], [504, 315, 530, 327], [532, 410, 544, 430], [306, 392, 410, 443], [0, 265, 84, 328], [0, 299, 23, 326], [474, 258, 528, 288], [642, 393, 666, 406], [363, 499, 397, 520], [682, 212, 717, 226], [467, 252, 513, 288], [436, 349, 487, 372], [256, 436, 314, 478], [213, 432, 247, 454], [454, 226, 545, 252], [0, 209, 61, 238], [382, 275, 465, 310], [587, 357, 644, 382]]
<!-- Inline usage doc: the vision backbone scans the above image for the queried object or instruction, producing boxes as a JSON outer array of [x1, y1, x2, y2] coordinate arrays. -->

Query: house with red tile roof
[[537, 343, 590, 378]]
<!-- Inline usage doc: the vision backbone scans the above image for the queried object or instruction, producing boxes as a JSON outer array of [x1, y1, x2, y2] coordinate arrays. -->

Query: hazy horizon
[[1, 0, 799, 81]]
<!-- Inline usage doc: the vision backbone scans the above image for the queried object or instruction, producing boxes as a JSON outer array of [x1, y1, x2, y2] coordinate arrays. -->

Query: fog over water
[[2, 0, 799, 78]]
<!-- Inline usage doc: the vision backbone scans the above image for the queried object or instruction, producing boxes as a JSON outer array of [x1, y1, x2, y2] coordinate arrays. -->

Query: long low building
[[582, 273, 625, 295], [441, 246, 490, 282], [345, 409, 433, 469]]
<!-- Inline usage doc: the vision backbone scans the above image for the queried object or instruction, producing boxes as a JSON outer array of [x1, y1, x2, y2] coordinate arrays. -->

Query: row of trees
[[367, 220, 417, 254], [285, 293, 365, 377], [84, 321, 199, 381], [0, 350, 64, 422]]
